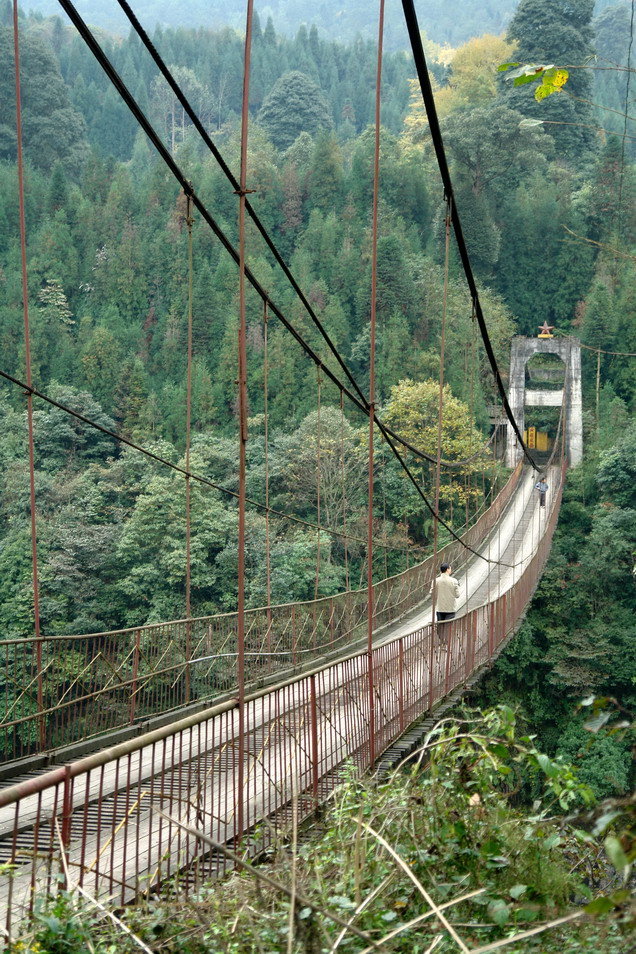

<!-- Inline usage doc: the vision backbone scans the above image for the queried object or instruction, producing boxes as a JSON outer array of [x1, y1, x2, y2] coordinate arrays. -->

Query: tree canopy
[[258, 70, 333, 149]]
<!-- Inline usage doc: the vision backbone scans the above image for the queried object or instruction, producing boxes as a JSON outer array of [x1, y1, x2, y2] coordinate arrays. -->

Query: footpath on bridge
[[0, 464, 563, 937]]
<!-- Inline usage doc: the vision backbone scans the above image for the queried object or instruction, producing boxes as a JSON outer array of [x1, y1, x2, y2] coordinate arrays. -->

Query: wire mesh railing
[[0, 464, 522, 764], [0, 462, 563, 941]]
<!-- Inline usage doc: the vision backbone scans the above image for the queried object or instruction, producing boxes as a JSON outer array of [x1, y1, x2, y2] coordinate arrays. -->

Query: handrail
[[0, 463, 521, 649], [0, 463, 563, 943], [0, 463, 523, 762], [0, 460, 560, 812]]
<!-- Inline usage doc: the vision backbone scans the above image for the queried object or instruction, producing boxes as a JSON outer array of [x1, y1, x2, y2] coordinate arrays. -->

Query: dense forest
[[0, 0, 635, 949], [24, 0, 519, 49], [1, 0, 635, 829]]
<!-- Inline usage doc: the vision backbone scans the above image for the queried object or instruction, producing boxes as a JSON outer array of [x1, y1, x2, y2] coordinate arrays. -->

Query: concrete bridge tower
[[505, 334, 583, 468]]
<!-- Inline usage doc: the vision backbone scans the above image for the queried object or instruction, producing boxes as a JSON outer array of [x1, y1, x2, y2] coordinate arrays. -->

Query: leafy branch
[[498, 62, 570, 100]]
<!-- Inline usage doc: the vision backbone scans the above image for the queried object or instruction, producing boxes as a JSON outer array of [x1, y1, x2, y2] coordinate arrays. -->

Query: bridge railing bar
[[0, 464, 563, 939], [0, 463, 523, 764]]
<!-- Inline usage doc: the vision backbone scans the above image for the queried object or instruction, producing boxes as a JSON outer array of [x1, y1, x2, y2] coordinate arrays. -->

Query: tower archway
[[505, 335, 582, 468]]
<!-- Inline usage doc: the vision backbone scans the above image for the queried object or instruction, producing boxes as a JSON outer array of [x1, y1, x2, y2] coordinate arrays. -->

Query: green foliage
[[259, 71, 333, 150], [475, 425, 636, 800], [500, 62, 570, 101], [0, 6, 634, 845], [11, 890, 102, 954], [504, 0, 596, 156], [16, 709, 624, 953], [0, 27, 88, 174]]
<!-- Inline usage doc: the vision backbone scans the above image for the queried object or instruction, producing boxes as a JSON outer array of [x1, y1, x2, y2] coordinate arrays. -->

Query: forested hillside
[[0, 0, 634, 793], [0, 0, 635, 949], [24, 0, 519, 48]]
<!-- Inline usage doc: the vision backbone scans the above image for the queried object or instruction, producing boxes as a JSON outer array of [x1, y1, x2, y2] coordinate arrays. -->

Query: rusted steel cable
[[236, 0, 255, 846], [59, 0, 492, 479], [315, 366, 322, 602], [184, 193, 194, 704], [263, 303, 272, 623], [618, 0, 635, 228], [566, 340, 636, 356], [13, 0, 45, 750], [429, 197, 451, 704], [381, 446, 388, 580], [339, 389, 350, 591], [367, 0, 385, 765], [467, 308, 477, 526], [400, 0, 537, 470]]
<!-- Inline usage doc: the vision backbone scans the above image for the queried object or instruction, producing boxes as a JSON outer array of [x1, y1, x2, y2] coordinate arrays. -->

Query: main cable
[[0, 366, 418, 555], [401, 0, 537, 470], [55, 0, 520, 567], [60, 0, 489, 472], [114, 0, 369, 411]]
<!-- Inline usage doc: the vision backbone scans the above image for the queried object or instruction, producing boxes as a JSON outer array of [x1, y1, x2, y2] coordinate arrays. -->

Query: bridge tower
[[505, 334, 583, 468]]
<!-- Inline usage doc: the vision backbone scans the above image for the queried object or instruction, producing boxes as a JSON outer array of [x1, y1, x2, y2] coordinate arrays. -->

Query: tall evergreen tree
[[505, 0, 596, 157], [258, 71, 333, 150]]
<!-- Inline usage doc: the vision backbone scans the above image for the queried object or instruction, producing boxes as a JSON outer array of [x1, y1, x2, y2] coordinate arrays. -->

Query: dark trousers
[[436, 611, 455, 621], [539, 492, 546, 507]]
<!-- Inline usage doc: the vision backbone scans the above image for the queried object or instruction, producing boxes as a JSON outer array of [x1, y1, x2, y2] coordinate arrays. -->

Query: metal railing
[[0, 464, 523, 763], [0, 463, 562, 940]]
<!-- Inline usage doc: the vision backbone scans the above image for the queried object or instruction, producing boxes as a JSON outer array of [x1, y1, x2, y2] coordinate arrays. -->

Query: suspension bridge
[[0, 0, 581, 941]]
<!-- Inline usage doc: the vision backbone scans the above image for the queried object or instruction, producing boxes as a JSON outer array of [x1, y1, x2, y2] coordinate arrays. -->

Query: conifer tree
[[258, 71, 333, 150], [505, 0, 596, 157]]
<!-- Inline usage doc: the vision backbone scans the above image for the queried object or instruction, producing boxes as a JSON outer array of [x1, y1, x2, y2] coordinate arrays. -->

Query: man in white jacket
[[430, 563, 461, 622]]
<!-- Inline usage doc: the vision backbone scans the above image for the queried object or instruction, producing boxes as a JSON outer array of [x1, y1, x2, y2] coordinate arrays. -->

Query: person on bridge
[[534, 476, 549, 508], [430, 563, 461, 622]]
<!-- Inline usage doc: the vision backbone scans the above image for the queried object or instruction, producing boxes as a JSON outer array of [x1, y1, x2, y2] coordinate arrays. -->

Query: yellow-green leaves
[[499, 61, 570, 101], [535, 67, 570, 100]]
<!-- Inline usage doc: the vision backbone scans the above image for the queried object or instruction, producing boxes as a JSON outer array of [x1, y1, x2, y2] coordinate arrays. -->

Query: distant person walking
[[534, 476, 548, 508], [430, 563, 460, 622]]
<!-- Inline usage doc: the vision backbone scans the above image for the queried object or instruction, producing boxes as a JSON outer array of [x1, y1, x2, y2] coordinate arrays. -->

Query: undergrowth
[[9, 707, 633, 953]]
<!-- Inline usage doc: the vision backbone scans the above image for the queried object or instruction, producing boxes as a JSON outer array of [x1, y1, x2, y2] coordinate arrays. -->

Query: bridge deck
[[0, 465, 560, 935]]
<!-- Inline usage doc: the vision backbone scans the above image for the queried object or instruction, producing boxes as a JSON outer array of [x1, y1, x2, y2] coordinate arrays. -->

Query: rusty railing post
[[129, 629, 141, 725], [13, 0, 45, 753], [310, 674, 319, 803], [444, 622, 452, 694], [398, 638, 405, 732], [235, 0, 255, 848], [60, 765, 73, 886]]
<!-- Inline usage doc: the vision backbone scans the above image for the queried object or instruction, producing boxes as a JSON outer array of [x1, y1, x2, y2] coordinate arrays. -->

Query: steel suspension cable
[[52, 0, 522, 568], [400, 0, 537, 470], [381, 446, 388, 580], [339, 389, 350, 591], [572, 342, 636, 356], [429, 197, 452, 707], [0, 364, 433, 557], [314, 366, 322, 602], [236, 0, 255, 846], [367, 0, 385, 768], [12, 0, 45, 750], [113, 0, 369, 411], [184, 193, 194, 703], [467, 313, 477, 526], [618, 0, 635, 229], [263, 303, 272, 627], [60, 0, 489, 473]]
